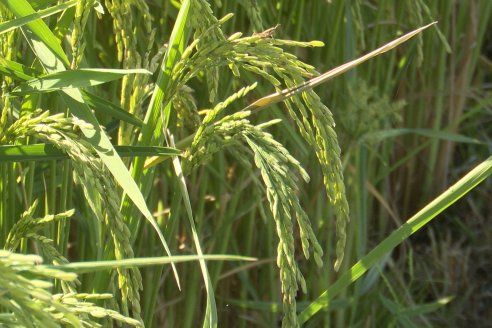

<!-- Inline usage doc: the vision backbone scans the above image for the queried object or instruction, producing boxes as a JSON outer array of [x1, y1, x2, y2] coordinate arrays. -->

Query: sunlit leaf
[[10, 68, 151, 95]]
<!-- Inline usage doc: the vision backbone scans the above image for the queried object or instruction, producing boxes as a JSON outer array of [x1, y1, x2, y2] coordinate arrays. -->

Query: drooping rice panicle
[[5, 110, 143, 323], [183, 85, 323, 326], [0, 250, 142, 327]]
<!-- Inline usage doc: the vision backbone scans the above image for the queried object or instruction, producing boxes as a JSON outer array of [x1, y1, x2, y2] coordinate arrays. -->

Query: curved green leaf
[[10, 68, 151, 95], [0, 144, 181, 162], [299, 156, 492, 324], [169, 131, 218, 327], [47, 254, 256, 273], [80, 90, 144, 127], [0, 58, 143, 126], [0, 57, 43, 80], [0, 0, 70, 66], [0, 0, 77, 35]]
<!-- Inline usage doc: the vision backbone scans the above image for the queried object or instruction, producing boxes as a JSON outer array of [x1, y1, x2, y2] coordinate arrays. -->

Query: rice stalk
[[104, 0, 153, 144], [70, 0, 95, 69]]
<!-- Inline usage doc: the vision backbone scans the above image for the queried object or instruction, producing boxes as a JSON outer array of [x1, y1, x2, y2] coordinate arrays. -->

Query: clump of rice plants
[[1, 0, 491, 327]]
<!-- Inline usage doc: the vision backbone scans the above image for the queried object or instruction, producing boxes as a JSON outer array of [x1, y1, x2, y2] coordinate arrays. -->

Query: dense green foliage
[[1, 0, 491, 327]]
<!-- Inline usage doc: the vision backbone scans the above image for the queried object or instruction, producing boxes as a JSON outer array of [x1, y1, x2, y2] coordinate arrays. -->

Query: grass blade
[[0, 0, 76, 35], [0, 58, 143, 126], [0, 57, 43, 80], [10, 68, 151, 95], [0, 0, 70, 66], [80, 90, 144, 127], [398, 297, 453, 317], [0, 144, 180, 162], [122, 0, 192, 291], [60, 90, 178, 273], [47, 254, 256, 274], [168, 131, 218, 328], [141, 0, 191, 137], [299, 156, 492, 324]]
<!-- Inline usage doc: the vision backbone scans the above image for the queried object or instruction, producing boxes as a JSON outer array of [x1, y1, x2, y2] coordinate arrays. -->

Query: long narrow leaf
[[0, 144, 180, 162], [299, 156, 492, 324], [0, 0, 70, 66], [0, 57, 43, 80], [47, 254, 256, 273], [0, 57, 143, 126], [80, 90, 144, 127], [121, 0, 192, 291], [141, 1, 191, 138], [168, 131, 218, 328], [10, 68, 151, 95], [143, 23, 436, 170], [0, 0, 77, 35]]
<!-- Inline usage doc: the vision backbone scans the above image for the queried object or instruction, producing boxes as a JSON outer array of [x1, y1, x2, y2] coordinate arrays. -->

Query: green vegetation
[[1, 0, 491, 327]]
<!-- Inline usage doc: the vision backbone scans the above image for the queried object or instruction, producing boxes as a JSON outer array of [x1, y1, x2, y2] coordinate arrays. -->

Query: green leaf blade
[[0, 144, 180, 162], [299, 156, 492, 324], [0, 0, 70, 67], [0, 0, 77, 35], [10, 68, 151, 95], [48, 254, 256, 274]]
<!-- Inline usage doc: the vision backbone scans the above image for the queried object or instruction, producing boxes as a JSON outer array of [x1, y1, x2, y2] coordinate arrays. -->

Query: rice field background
[[1, 0, 491, 327]]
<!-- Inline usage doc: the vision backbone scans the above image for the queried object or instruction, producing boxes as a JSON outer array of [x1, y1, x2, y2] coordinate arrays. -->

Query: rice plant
[[1, 1, 491, 327]]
